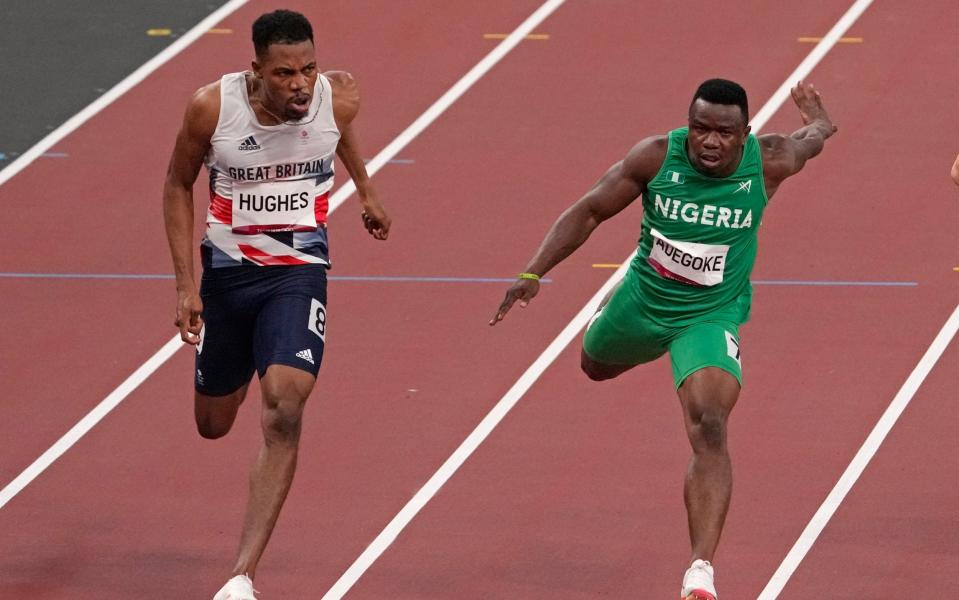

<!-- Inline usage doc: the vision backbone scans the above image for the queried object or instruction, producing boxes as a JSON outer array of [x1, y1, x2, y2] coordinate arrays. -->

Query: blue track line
[[752, 280, 917, 287], [0, 272, 552, 283], [0, 272, 918, 286]]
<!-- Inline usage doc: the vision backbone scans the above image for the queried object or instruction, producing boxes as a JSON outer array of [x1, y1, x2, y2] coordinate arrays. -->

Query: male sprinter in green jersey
[[490, 79, 836, 600]]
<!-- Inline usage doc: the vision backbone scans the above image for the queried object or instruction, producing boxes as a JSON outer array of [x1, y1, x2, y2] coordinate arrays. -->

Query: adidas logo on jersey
[[238, 135, 261, 151], [296, 349, 314, 364]]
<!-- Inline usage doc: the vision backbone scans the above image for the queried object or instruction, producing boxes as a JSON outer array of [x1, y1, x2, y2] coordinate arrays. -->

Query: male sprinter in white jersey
[[163, 10, 390, 599], [490, 80, 835, 599]]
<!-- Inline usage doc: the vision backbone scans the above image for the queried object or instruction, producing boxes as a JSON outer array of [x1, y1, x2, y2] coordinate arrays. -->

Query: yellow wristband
[[518, 272, 541, 281]]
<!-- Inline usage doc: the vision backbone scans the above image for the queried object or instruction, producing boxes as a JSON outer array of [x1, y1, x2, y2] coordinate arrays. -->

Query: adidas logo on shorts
[[296, 349, 314, 365]]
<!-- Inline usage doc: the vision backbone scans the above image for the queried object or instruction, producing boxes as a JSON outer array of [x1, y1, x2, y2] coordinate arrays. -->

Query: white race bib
[[231, 179, 318, 234], [647, 228, 729, 287]]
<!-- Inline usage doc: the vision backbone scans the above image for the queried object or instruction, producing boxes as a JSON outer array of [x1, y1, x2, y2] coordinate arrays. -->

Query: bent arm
[[952, 154, 959, 186], [329, 70, 390, 239], [760, 82, 837, 194]]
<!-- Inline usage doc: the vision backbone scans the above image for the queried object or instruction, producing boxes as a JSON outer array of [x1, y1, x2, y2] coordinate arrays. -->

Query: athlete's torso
[[632, 127, 768, 326], [202, 72, 340, 268]]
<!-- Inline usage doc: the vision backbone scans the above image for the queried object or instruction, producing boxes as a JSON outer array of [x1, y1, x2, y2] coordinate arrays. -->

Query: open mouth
[[699, 154, 721, 167], [288, 95, 311, 115]]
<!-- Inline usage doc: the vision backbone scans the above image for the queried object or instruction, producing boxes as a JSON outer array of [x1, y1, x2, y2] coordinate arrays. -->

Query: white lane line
[[321, 257, 624, 600], [758, 304, 959, 599], [751, 0, 873, 129], [0, 0, 567, 510], [328, 0, 565, 213], [0, 0, 252, 188], [0, 336, 183, 508], [320, 1, 570, 598], [0, 0, 252, 509], [319, 0, 876, 597]]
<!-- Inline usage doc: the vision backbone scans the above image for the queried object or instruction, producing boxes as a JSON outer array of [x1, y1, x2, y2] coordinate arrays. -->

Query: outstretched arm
[[329, 71, 390, 240], [951, 154, 959, 186], [760, 81, 837, 196], [489, 137, 665, 325], [162, 83, 217, 345]]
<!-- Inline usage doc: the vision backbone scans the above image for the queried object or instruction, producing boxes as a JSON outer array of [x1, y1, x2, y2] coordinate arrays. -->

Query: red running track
[[1, 1, 957, 598]]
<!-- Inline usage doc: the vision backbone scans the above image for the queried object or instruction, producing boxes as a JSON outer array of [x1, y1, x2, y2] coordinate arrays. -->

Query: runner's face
[[254, 40, 318, 121], [686, 99, 750, 177]]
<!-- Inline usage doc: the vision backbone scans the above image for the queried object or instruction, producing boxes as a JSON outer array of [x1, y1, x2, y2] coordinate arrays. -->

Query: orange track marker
[[798, 36, 863, 43], [483, 33, 549, 40]]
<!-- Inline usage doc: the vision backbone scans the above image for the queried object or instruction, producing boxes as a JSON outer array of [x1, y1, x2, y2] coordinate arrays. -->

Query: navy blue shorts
[[195, 265, 328, 396]]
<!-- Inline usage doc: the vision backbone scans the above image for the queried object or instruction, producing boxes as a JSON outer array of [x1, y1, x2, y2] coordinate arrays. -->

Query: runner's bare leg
[[678, 367, 739, 562], [230, 364, 314, 578]]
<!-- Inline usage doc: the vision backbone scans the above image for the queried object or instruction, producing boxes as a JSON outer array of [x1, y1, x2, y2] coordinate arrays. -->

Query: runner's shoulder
[[182, 80, 221, 137], [325, 71, 358, 95], [622, 135, 669, 183], [189, 80, 221, 111], [326, 71, 359, 123]]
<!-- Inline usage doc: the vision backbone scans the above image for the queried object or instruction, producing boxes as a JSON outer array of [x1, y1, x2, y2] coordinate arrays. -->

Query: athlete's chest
[[213, 126, 340, 176], [644, 172, 766, 236]]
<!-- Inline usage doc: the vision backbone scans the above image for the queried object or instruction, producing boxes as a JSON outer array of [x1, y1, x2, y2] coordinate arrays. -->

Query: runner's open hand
[[489, 278, 540, 325], [175, 290, 204, 345], [790, 81, 837, 136]]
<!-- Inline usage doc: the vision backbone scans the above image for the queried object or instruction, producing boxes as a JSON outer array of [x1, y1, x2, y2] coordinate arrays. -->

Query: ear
[[743, 124, 752, 141], [251, 60, 262, 78]]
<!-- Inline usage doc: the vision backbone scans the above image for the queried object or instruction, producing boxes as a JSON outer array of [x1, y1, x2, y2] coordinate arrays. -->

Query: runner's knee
[[581, 353, 615, 381], [688, 408, 727, 453], [261, 396, 304, 443], [194, 390, 245, 439], [259, 378, 309, 443], [680, 369, 739, 453], [582, 363, 615, 381], [196, 417, 231, 440]]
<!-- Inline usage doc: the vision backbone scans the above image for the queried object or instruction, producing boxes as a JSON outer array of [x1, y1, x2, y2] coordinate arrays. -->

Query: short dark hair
[[690, 79, 749, 125], [252, 9, 313, 57]]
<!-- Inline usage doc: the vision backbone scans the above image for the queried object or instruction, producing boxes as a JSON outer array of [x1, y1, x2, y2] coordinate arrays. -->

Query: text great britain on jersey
[[227, 157, 333, 182]]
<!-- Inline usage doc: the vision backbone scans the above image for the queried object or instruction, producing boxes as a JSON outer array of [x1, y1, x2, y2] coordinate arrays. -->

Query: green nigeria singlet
[[629, 127, 768, 327]]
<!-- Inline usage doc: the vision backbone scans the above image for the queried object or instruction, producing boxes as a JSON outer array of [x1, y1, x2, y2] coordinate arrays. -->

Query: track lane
[[0, 1, 555, 597], [326, 1, 891, 597], [0, 0, 541, 498], [751, 3, 959, 596], [317, 0, 959, 597], [775, 327, 959, 598], [3, 1, 954, 598]]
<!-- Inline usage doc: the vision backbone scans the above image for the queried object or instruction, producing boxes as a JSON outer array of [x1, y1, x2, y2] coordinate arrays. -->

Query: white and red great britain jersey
[[201, 72, 340, 268]]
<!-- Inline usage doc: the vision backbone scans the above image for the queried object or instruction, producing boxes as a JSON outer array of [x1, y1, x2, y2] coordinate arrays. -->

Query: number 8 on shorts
[[308, 298, 327, 341]]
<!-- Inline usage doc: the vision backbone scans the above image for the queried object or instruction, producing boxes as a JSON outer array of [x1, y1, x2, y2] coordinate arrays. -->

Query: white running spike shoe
[[681, 559, 717, 600], [213, 574, 258, 600]]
